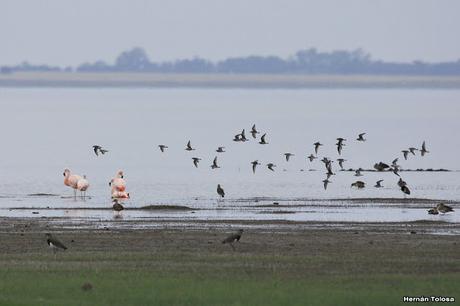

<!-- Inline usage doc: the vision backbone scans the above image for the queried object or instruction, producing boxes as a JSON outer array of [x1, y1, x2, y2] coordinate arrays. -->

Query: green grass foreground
[[0, 252, 458, 306]]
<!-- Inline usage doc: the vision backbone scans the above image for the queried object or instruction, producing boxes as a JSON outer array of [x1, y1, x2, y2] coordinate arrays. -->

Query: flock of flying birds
[[88, 124, 453, 216]]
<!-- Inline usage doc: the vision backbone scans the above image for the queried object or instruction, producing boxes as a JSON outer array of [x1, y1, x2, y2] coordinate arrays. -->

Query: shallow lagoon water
[[0, 88, 459, 224]]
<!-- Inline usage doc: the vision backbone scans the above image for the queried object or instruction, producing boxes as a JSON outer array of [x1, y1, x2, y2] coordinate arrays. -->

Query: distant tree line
[[2, 47, 460, 75]]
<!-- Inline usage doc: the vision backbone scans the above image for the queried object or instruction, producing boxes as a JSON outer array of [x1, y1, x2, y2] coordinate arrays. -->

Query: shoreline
[[1, 72, 460, 89]]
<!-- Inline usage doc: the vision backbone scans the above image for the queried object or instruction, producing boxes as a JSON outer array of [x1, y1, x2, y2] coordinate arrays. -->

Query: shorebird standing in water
[[356, 133, 366, 141], [216, 147, 226, 153], [217, 184, 225, 198], [192, 157, 201, 168], [374, 180, 384, 188], [259, 133, 268, 145], [158, 145, 168, 152], [46, 233, 67, 257], [284, 153, 294, 162], [307, 154, 317, 162], [92, 145, 108, 156], [185, 140, 195, 151], [222, 229, 243, 250], [314, 142, 322, 154], [250, 124, 259, 138], [420, 141, 429, 156], [63, 168, 83, 200], [267, 163, 276, 171], [251, 160, 260, 174], [351, 181, 365, 189], [211, 157, 220, 169]]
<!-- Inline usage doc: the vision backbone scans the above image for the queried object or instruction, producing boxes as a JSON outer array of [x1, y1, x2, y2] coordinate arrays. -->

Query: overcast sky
[[1, 0, 459, 66]]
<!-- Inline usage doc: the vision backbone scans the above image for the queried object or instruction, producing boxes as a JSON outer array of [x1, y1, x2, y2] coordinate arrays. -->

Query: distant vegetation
[[2, 47, 460, 75]]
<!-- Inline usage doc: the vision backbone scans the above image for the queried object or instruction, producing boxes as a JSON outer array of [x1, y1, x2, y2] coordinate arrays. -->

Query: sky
[[1, 0, 459, 66]]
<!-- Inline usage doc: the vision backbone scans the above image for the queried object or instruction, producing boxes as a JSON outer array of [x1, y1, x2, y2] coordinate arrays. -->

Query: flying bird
[[408, 147, 418, 155], [337, 158, 346, 170], [284, 153, 294, 162], [158, 145, 168, 152], [420, 141, 429, 156], [250, 124, 259, 138], [356, 133, 366, 141], [323, 179, 331, 190], [259, 133, 268, 145], [314, 142, 323, 154], [307, 154, 317, 162], [217, 184, 225, 198], [192, 157, 201, 168], [240, 129, 248, 142], [185, 141, 195, 151], [92, 145, 108, 156], [216, 147, 226, 153], [211, 157, 220, 169], [233, 134, 242, 142], [222, 229, 243, 250], [251, 160, 260, 174], [267, 163, 276, 171], [402, 150, 409, 160], [374, 180, 384, 188]]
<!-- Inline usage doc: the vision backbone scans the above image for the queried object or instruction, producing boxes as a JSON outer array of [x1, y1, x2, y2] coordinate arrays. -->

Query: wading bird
[[222, 229, 243, 250], [63, 168, 83, 199], [77, 175, 90, 200]]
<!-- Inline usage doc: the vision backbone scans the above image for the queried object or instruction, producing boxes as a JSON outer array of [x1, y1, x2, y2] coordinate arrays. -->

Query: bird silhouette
[[185, 141, 195, 151], [374, 180, 384, 188], [92, 145, 108, 156], [251, 160, 260, 173], [192, 157, 201, 168], [420, 141, 429, 156], [284, 153, 294, 162], [211, 157, 220, 169], [217, 184, 225, 198], [314, 142, 322, 154], [158, 145, 168, 152], [307, 154, 317, 162], [216, 147, 226, 153], [250, 124, 259, 138], [259, 133, 268, 145], [356, 133, 366, 141], [267, 163, 276, 171]]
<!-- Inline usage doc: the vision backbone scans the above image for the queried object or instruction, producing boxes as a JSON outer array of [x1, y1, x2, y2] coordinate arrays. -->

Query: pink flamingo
[[111, 190, 130, 199], [109, 170, 126, 192], [63, 168, 82, 199], [77, 175, 90, 200]]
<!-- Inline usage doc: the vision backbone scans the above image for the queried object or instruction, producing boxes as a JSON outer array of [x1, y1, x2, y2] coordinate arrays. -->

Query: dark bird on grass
[[259, 133, 268, 145], [158, 145, 168, 152], [92, 145, 108, 156], [112, 199, 124, 213], [314, 142, 322, 154], [337, 158, 346, 170], [323, 179, 331, 190], [356, 133, 366, 142], [284, 153, 294, 162], [307, 154, 317, 162], [397, 178, 407, 188], [267, 163, 276, 171], [216, 146, 226, 153], [351, 181, 365, 189], [420, 141, 429, 156], [401, 185, 411, 195], [211, 157, 220, 169], [185, 140, 195, 151], [374, 180, 384, 188], [428, 207, 439, 215], [250, 124, 259, 138], [408, 147, 418, 155], [46, 233, 67, 254], [222, 229, 243, 250], [437, 203, 454, 214], [354, 168, 363, 177], [251, 160, 260, 174], [402, 150, 409, 160], [217, 184, 225, 198], [192, 157, 201, 168], [374, 162, 390, 171]]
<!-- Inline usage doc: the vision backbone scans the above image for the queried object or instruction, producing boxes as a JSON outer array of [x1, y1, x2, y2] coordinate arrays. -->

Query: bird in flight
[[284, 153, 294, 162], [158, 145, 168, 152], [250, 124, 259, 138], [259, 133, 268, 145], [267, 163, 276, 171], [323, 179, 331, 190], [374, 180, 384, 188], [420, 141, 429, 156], [307, 154, 317, 162], [251, 160, 260, 174], [337, 158, 346, 170], [356, 133, 366, 141], [314, 142, 322, 154], [185, 141, 195, 151], [192, 157, 201, 168], [402, 150, 409, 160], [211, 157, 220, 169], [216, 147, 226, 153], [93, 145, 108, 156]]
